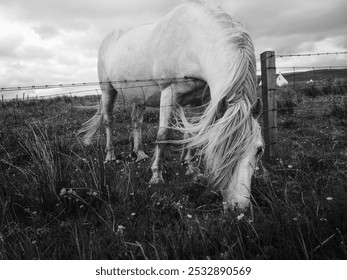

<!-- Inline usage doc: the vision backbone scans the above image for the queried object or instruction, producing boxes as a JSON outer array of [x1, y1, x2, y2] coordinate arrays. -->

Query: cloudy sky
[[1, 0, 346, 88]]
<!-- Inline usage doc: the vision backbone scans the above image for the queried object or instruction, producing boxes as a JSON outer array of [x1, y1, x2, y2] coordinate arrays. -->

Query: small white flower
[[237, 213, 245, 220], [187, 214, 192, 219], [288, 165, 293, 169], [92, 191, 98, 196], [255, 166, 259, 171], [326, 197, 333, 201], [59, 188, 66, 196], [131, 213, 136, 216], [117, 225, 126, 234]]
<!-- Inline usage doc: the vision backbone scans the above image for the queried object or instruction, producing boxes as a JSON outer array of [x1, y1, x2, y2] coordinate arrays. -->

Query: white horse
[[79, 1, 264, 211]]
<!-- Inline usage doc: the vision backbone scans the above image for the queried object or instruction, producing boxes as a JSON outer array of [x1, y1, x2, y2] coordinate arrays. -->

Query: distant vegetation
[[257, 68, 347, 86]]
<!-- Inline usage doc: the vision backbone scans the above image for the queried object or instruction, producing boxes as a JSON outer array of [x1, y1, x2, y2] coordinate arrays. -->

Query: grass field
[[0, 88, 346, 260]]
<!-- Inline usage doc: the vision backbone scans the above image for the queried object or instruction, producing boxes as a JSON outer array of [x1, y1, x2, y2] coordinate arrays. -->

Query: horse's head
[[217, 97, 264, 211]]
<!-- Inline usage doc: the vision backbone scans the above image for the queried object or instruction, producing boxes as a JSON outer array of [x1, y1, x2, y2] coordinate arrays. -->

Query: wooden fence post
[[260, 51, 278, 159]]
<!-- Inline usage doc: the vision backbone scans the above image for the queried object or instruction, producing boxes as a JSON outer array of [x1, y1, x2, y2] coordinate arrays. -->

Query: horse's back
[[99, 24, 155, 82], [98, 3, 219, 82]]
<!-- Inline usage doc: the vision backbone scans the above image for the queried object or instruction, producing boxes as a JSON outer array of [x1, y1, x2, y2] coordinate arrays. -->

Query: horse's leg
[[149, 86, 173, 184], [180, 134, 197, 175], [130, 103, 149, 161], [101, 83, 118, 162]]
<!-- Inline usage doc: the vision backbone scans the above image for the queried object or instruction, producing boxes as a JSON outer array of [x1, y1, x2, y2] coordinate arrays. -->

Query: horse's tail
[[78, 100, 103, 145]]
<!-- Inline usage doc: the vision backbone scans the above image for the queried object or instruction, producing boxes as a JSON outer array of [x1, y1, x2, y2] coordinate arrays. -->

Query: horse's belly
[[117, 84, 161, 107]]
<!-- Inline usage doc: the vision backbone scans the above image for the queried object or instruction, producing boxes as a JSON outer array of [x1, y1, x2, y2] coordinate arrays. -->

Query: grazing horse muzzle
[[221, 128, 264, 212], [221, 184, 251, 211], [222, 193, 251, 211]]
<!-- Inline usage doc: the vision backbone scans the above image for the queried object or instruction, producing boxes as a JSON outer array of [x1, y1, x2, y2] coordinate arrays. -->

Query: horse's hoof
[[192, 173, 204, 182], [149, 176, 165, 185], [104, 157, 118, 164], [135, 151, 149, 162], [185, 168, 195, 175]]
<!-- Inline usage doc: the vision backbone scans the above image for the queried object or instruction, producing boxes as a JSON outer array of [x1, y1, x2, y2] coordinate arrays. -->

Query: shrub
[[330, 97, 347, 120], [301, 86, 323, 98], [277, 89, 297, 115]]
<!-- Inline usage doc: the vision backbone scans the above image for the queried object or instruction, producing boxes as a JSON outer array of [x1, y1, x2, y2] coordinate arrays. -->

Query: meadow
[[0, 85, 346, 260]]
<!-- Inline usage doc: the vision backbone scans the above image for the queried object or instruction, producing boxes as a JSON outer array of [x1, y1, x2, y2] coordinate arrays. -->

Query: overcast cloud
[[0, 0, 346, 87]]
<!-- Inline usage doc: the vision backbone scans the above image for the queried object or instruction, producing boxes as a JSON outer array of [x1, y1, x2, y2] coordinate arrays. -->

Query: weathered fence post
[[260, 51, 278, 159]]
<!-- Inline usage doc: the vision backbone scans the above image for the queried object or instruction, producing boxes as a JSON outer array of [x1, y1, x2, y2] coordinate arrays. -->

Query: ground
[[0, 89, 346, 259]]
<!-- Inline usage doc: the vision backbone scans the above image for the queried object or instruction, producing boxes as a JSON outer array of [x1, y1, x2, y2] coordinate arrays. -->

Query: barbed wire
[[276, 66, 347, 70], [257, 51, 347, 63], [0, 77, 196, 92], [276, 51, 347, 58]]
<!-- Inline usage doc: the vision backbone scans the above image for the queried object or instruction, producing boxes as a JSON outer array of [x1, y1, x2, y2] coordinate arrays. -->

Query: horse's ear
[[251, 97, 263, 119], [216, 96, 229, 119]]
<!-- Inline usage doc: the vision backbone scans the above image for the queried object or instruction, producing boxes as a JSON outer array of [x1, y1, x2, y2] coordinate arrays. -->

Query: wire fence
[[259, 51, 347, 159], [1, 52, 347, 163]]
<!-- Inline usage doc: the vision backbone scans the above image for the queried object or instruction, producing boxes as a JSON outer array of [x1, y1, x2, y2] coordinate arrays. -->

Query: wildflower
[[255, 166, 259, 171], [59, 188, 67, 196], [117, 225, 126, 234], [187, 214, 192, 219], [80, 205, 84, 209], [288, 165, 293, 169], [326, 197, 333, 201], [237, 213, 245, 221], [67, 188, 73, 194], [92, 191, 98, 196], [293, 217, 298, 221]]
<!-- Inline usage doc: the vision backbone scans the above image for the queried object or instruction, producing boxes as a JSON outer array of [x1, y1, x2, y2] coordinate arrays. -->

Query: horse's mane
[[173, 0, 258, 190]]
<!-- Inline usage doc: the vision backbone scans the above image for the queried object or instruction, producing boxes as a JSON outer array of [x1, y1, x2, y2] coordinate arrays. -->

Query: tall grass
[[0, 94, 346, 259]]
